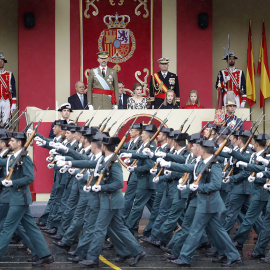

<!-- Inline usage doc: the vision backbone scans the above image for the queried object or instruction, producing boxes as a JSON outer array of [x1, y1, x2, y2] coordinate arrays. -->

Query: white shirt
[[99, 66, 107, 74], [161, 72, 168, 78]]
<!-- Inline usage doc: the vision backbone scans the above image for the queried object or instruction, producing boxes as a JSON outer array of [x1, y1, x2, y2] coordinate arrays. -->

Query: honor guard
[[149, 58, 180, 109], [87, 51, 119, 110], [225, 91, 242, 130], [0, 52, 17, 124], [216, 49, 246, 108]]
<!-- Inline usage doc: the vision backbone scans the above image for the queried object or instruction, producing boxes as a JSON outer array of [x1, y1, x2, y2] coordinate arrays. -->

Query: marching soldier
[[149, 58, 180, 109], [87, 51, 119, 110]]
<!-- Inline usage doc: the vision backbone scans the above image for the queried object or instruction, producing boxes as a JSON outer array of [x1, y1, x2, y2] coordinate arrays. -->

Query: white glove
[[68, 168, 76, 175], [177, 184, 186, 191], [236, 161, 247, 168], [178, 178, 183, 184], [248, 175, 255, 182], [256, 172, 264, 178], [56, 160, 66, 167], [153, 176, 159, 183], [223, 176, 230, 183], [224, 76, 230, 83], [49, 149, 58, 155], [36, 141, 46, 147], [47, 163, 55, 169], [88, 105, 94, 110], [160, 159, 171, 168], [10, 103, 16, 113], [60, 165, 69, 174], [222, 171, 227, 178], [92, 185, 101, 192], [94, 172, 100, 177], [263, 183, 270, 190], [127, 166, 136, 172], [83, 185, 91, 193], [222, 147, 232, 154], [150, 168, 157, 175], [119, 153, 132, 158], [190, 183, 198, 191], [75, 173, 84, 180], [27, 129, 33, 136], [114, 105, 118, 110], [240, 101, 246, 108], [34, 136, 42, 141], [46, 156, 53, 162], [155, 152, 166, 158], [123, 158, 130, 164], [54, 143, 68, 152], [256, 156, 269, 166], [2, 179, 13, 187], [49, 141, 56, 147], [164, 169, 171, 176], [142, 148, 154, 158], [55, 155, 65, 161]]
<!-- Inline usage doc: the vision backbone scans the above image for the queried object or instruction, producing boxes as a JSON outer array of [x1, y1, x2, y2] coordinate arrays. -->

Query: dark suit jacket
[[119, 93, 129, 109], [68, 93, 88, 110]]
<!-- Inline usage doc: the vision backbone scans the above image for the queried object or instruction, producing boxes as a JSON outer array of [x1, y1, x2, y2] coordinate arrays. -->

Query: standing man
[[216, 50, 246, 108], [118, 81, 129, 109], [68, 81, 89, 110], [0, 52, 16, 125], [87, 51, 119, 110], [149, 58, 180, 109]]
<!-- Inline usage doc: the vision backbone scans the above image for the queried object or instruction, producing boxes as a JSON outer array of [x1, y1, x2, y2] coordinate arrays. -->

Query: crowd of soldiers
[[1, 98, 270, 268]]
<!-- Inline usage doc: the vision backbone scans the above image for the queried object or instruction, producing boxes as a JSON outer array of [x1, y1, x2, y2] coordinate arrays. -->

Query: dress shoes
[[79, 260, 99, 267], [68, 256, 83, 263], [44, 228, 57, 235], [27, 255, 39, 262], [206, 251, 218, 257], [36, 221, 46, 227], [248, 251, 264, 259], [17, 244, 27, 250], [222, 257, 242, 267], [212, 255, 227, 263], [32, 255, 54, 267], [53, 240, 71, 251], [261, 257, 270, 263], [129, 251, 147, 266], [197, 241, 211, 250], [115, 255, 131, 263], [171, 259, 191, 267], [50, 234, 62, 240], [140, 235, 150, 242], [68, 251, 76, 256], [102, 243, 114, 250], [160, 245, 171, 254], [40, 226, 51, 231], [163, 253, 177, 260], [233, 241, 243, 251]]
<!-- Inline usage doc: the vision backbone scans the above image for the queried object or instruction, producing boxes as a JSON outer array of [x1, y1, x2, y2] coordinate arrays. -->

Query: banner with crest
[[81, 0, 152, 98]]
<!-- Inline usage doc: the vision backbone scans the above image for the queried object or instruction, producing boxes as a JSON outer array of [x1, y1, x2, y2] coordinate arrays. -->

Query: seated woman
[[184, 90, 202, 109], [127, 83, 147, 109], [160, 90, 179, 109]]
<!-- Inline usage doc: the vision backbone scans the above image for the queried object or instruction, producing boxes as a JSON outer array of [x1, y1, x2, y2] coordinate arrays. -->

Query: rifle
[[200, 121, 210, 134], [130, 109, 173, 167], [22, 111, 42, 133], [8, 110, 26, 132], [87, 106, 100, 127], [222, 114, 264, 182], [249, 111, 263, 133], [73, 102, 91, 124], [179, 109, 194, 131], [90, 116, 139, 187], [100, 109, 116, 132], [4, 110, 19, 129], [184, 116, 195, 133], [6, 108, 49, 181], [98, 110, 114, 130], [147, 103, 162, 125], [193, 121, 242, 186]]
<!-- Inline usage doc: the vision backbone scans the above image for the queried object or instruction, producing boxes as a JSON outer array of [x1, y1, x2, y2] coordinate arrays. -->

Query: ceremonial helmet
[[222, 48, 238, 60], [225, 91, 237, 107], [0, 52, 7, 63]]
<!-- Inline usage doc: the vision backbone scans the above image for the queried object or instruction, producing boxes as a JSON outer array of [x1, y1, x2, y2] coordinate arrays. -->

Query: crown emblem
[[103, 13, 130, 29]]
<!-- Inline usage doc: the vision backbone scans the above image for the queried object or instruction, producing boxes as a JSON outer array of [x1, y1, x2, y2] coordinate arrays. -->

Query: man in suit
[[149, 58, 180, 109], [118, 81, 129, 109], [87, 51, 119, 110], [68, 81, 89, 110]]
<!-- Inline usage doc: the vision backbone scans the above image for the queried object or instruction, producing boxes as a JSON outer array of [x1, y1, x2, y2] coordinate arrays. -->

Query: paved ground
[[0, 220, 270, 270]]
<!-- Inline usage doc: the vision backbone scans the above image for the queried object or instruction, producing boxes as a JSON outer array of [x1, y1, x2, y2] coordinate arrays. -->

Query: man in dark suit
[[118, 81, 129, 109], [149, 58, 180, 109], [68, 81, 89, 110]]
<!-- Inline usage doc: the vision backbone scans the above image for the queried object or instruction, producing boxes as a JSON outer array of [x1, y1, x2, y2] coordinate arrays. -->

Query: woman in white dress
[[127, 83, 147, 109]]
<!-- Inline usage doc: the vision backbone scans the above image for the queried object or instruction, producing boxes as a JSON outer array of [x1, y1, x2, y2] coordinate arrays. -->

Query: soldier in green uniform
[[0, 132, 54, 267]]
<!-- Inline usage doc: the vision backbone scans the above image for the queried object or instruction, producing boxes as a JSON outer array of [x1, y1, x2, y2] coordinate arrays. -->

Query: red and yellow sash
[[153, 73, 169, 95]]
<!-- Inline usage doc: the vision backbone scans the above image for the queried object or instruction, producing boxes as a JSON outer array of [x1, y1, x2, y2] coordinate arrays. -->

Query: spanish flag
[[258, 22, 270, 108], [246, 21, 256, 106]]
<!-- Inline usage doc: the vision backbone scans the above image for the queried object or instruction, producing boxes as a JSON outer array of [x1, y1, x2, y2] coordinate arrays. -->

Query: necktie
[[102, 68, 105, 77], [119, 95, 123, 109], [163, 73, 166, 78], [80, 95, 84, 107]]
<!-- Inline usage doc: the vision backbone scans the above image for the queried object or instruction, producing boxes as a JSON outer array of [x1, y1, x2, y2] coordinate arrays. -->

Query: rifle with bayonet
[[184, 116, 195, 133], [22, 111, 42, 133], [179, 109, 194, 131], [86, 106, 100, 127], [73, 102, 91, 124], [98, 110, 114, 130], [5, 108, 49, 181], [8, 110, 26, 132], [100, 109, 116, 132], [200, 121, 210, 134], [4, 110, 19, 129]]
